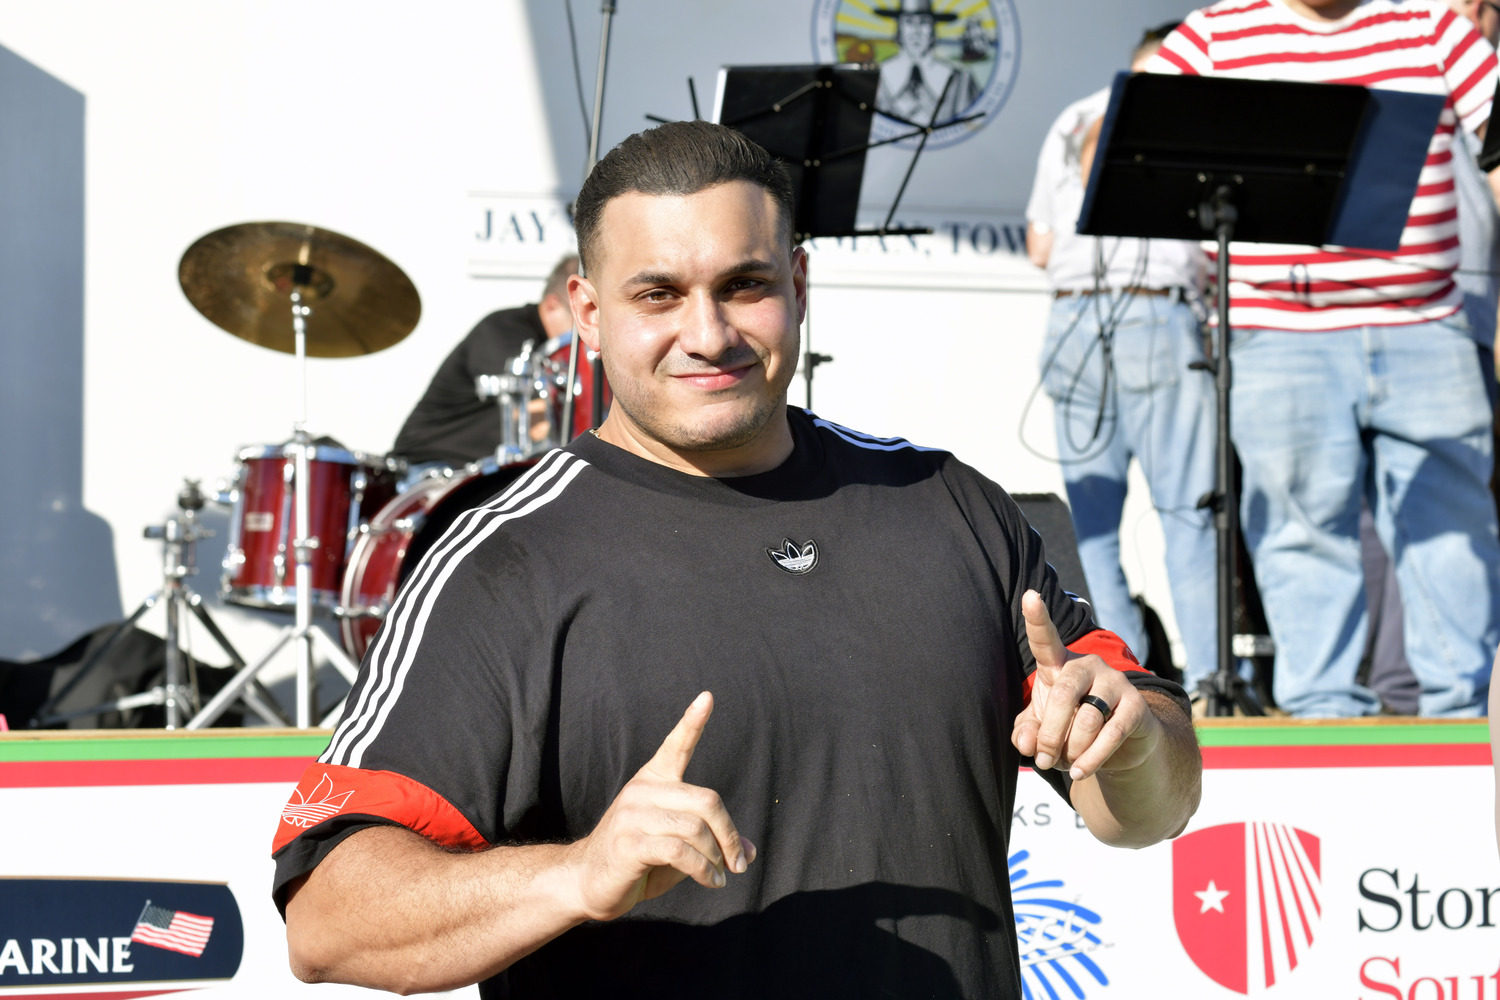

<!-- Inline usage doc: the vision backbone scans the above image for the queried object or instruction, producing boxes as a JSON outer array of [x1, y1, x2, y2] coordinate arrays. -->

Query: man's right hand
[[569, 691, 755, 922]]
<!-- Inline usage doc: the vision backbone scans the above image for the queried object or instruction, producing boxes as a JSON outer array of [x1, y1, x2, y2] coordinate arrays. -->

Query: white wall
[[0, 0, 1198, 680]]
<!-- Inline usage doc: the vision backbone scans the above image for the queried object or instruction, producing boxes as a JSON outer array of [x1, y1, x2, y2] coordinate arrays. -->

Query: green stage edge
[[0, 720, 1489, 762], [0, 731, 332, 762]]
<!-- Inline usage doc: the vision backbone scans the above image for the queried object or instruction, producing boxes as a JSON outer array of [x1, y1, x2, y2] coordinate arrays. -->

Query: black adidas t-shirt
[[274, 408, 1187, 999]]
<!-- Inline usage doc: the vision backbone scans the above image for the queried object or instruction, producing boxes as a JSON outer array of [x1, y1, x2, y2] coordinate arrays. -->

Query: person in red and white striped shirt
[[1149, 0, 1500, 717]]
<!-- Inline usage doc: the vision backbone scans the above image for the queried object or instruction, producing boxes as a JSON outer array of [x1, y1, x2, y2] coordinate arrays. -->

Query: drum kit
[[34, 221, 605, 731]]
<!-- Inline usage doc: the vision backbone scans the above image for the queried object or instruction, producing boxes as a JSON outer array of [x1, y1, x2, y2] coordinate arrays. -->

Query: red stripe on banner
[[0, 757, 310, 788], [0, 992, 194, 1000], [1201, 743, 1492, 768], [1255, 825, 1277, 987]]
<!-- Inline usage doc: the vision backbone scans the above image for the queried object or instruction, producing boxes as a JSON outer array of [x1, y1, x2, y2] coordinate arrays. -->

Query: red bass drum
[[338, 459, 536, 661]]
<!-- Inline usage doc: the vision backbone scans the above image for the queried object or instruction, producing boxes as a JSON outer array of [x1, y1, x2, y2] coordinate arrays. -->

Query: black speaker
[[1013, 492, 1092, 608]]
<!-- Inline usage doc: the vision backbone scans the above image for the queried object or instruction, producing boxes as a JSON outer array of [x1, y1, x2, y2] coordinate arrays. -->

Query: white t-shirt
[[1025, 87, 1205, 293]]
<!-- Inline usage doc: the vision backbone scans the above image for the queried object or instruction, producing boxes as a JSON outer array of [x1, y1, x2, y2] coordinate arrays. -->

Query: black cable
[[563, 0, 593, 147]]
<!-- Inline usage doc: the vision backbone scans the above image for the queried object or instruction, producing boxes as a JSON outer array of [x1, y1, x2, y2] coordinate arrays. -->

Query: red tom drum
[[221, 442, 398, 611]]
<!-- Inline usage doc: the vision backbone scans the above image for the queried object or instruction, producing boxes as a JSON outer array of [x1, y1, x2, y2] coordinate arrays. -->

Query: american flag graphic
[[130, 901, 214, 957]]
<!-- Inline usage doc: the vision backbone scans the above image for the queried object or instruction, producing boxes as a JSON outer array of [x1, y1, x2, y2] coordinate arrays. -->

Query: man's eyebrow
[[722, 258, 779, 278], [620, 259, 780, 290], [621, 270, 677, 289]]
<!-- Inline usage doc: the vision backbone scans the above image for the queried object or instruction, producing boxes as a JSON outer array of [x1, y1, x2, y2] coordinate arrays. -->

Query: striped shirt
[[1148, 0, 1498, 331]]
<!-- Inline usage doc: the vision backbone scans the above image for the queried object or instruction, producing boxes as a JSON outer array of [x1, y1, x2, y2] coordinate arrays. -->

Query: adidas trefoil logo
[[281, 772, 355, 828], [767, 538, 818, 575]]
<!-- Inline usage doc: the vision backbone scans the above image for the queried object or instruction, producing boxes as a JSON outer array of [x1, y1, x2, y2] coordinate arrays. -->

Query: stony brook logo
[[1173, 822, 1323, 995]]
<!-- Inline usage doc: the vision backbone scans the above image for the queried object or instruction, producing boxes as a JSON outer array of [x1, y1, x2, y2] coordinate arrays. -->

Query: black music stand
[[1078, 71, 1442, 716], [713, 63, 982, 406]]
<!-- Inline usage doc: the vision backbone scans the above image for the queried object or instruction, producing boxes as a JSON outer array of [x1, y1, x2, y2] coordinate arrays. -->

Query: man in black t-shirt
[[391, 254, 577, 471], [274, 122, 1202, 999]]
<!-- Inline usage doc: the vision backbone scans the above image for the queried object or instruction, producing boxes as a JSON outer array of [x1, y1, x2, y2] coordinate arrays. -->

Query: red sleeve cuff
[[1021, 628, 1145, 707], [271, 763, 488, 855]]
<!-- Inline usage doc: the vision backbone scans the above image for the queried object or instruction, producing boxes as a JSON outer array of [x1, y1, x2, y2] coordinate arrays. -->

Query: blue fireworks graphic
[[1011, 849, 1109, 999]]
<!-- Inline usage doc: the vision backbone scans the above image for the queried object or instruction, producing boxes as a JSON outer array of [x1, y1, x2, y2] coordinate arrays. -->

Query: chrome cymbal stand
[[32, 481, 288, 729], [189, 288, 362, 729]]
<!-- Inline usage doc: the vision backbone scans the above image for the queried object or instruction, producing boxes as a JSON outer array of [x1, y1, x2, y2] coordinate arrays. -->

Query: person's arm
[[1011, 590, 1202, 848], [1024, 111, 1067, 271], [1025, 223, 1054, 269], [284, 692, 754, 993], [1439, 12, 1500, 204]]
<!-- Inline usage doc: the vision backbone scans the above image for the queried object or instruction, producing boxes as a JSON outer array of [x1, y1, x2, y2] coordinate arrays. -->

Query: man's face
[[897, 14, 935, 55], [1448, 0, 1499, 43], [1483, 3, 1500, 45], [570, 181, 806, 471]]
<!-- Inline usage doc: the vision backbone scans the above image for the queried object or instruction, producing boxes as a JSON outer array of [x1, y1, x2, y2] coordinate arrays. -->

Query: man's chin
[[650, 401, 784, 454]]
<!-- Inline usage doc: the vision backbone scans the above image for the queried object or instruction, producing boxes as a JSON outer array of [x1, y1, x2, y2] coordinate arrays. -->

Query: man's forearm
[[285, 825, 585, 994], [1070, 690, 1202, 849]]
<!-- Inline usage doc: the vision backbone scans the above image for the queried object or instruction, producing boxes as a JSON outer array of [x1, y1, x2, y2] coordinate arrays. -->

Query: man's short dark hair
[[542, 253, 579, 303], [1134, 20, 1180, 62], [573, 120, 796, 275]]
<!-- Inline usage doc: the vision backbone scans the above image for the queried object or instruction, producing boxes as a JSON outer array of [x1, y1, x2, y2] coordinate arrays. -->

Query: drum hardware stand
[[477, 341, 543, 464], [189, 287, 362, 729], [31, 480, 288, 730]]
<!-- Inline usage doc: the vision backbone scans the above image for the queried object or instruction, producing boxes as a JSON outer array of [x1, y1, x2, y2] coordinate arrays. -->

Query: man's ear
[[791, 246, 809, 326], [569, 273, 602, 352]]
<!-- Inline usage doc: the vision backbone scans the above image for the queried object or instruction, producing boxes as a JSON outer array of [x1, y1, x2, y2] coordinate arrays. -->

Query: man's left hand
[[1011, 589, 1162, 781]]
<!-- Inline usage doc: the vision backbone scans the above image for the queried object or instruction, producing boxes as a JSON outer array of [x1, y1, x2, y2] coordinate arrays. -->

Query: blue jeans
[[1231, 316, 1499, 717], [1041, 293, 1219, 690]]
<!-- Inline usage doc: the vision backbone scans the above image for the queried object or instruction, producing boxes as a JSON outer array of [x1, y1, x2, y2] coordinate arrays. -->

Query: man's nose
[[677, 291, 740, 359]]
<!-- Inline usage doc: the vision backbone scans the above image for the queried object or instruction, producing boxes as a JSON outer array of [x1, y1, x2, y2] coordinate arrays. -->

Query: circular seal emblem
[[811, 0, 1020, 151]]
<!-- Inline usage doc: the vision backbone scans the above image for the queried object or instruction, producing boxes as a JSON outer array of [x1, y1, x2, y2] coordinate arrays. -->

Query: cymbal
[[179, 221, 421, 357]]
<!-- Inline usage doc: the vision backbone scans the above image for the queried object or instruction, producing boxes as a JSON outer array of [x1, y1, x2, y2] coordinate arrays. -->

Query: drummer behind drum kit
[[38, 222, 605, 731]]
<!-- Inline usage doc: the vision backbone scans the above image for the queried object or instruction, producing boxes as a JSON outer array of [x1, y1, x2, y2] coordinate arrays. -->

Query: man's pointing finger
[[644, 691, 714, 782], [1023, 589, 1070, 671]]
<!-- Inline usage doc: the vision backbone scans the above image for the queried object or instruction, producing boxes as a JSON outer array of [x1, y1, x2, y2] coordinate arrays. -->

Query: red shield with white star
[[1172, 822, 1321, 995]]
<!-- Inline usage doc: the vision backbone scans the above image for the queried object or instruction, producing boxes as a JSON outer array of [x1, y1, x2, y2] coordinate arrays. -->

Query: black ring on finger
[[1080, 694, 1112, 720]]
